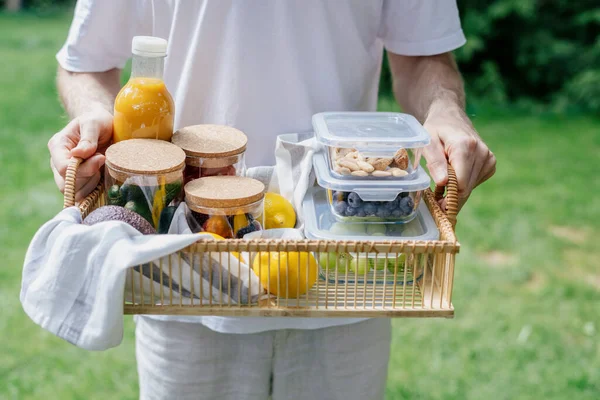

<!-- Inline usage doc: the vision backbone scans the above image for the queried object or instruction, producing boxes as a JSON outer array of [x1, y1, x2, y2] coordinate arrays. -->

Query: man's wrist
[[425, 93, 466, 122]]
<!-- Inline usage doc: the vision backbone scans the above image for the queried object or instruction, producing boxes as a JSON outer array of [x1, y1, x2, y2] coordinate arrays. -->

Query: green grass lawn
[[1, 10, 599, 400]]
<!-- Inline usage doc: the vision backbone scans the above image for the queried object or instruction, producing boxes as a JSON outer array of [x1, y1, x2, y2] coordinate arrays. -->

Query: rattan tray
[[64, 157, 459, 318]]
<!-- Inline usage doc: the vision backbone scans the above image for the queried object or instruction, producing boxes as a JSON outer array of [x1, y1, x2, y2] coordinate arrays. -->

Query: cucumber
[[158, 206, 177, 234], [164, 181, 183, 206], [107, 184, 125, 206], [124, 200, 154, 226], [120, 183, 147, 204]]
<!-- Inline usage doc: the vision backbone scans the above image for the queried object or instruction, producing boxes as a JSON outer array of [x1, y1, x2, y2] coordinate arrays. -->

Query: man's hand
[[423, 103, 496, 210], [48, 108, 113, 201], [387, 52, 496, 211]]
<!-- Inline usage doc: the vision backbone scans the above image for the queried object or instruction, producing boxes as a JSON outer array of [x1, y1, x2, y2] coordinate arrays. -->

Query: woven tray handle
[[63, 156, 83, 208], [433, 166, 458, 228]]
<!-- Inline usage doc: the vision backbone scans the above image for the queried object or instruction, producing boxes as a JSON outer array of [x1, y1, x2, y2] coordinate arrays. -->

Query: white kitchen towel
[[20, 203, 268, 351], [246, 132, 318, 228], [20, 207, 200, 350]]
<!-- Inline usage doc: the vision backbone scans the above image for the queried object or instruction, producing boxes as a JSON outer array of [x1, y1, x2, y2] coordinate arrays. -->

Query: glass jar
[[184, 176, 265, 239], [312, 112, 430, 180], [113, 36, 175, 142], [172, 124, 247, 185], [104, 139, 186, 233], [313, 150, 430, 224]]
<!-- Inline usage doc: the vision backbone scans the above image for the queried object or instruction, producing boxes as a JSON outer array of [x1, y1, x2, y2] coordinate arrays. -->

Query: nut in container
[[312, 112, 430, 179]]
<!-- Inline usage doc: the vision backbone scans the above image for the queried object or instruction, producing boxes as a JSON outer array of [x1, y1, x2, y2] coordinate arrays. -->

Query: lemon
[[252, 251, 318, 298], [198, 232, 245, 264], [263, 192, 296, 229]]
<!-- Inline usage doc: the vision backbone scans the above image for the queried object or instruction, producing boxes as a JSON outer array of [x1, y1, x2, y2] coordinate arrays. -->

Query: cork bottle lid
[[185, 176, 265, 208], [105, 139, 186, 175], [172, 124, 248, 158]]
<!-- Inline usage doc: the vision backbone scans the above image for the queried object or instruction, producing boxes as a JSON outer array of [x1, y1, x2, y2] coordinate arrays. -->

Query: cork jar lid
[[185, 176, 265, 208], [105, 139, 186, 175], [172, 125, 248, 158]]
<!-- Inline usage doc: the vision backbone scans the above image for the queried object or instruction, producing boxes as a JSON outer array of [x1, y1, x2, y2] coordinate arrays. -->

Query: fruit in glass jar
[[349, 256, 370, 275], [157, 205, 177, 234], [107, 184, 125, 206], [329, 222, 365, 235], [399, 196, 414, 215], [202, 215, 234, 238], [347, 192, 363, 208], [370, 257, 388, 271], [235, 217, 261, 238], [318, 252, 352, 273], [201, 165, 237, 177], [366, 224, 387, 236], [336, 252, 353, 274], [233, 213, 251, 235], [318, 252, 337, 271]]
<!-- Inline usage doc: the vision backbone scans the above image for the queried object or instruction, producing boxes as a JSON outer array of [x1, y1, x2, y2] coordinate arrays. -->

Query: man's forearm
[[388, 52, 465, 123], [57, 66, 121, 118]]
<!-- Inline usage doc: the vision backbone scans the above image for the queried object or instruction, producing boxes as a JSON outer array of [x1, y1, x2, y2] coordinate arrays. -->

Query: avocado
[[157, 205, 177, 234], [83, 205, 156, 235], [124, 201, 154, 226]]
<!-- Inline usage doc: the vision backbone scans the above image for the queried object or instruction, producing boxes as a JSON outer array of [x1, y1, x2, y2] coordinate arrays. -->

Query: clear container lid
[[302, 187, 439, 242], [312, 112, 430, 153], [313, 150, 431, 201]]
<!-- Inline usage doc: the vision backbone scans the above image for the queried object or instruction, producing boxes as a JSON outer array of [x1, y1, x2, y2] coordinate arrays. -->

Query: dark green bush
[[381, 0, 600, 113]]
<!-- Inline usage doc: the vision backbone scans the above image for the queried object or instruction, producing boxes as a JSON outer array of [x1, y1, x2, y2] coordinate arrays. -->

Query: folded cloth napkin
[[20, 207, 199, 350], [20, 202, 268, 350]]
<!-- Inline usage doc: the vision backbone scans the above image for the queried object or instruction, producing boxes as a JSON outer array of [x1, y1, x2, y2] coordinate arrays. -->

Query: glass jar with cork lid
[[104, 139, 186, 233], [171, 124, 248, 185], [184, 176, 265, 239]]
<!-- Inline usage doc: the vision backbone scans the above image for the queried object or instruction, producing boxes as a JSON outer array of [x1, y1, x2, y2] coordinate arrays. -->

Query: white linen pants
[[135, 317, 391, 400]]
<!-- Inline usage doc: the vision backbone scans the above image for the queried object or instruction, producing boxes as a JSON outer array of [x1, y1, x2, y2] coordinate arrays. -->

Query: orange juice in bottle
[[113, 36, 175, 142]]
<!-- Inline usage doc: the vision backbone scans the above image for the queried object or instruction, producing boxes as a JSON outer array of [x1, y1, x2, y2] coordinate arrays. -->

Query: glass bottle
[[113, 36, 175, 142]]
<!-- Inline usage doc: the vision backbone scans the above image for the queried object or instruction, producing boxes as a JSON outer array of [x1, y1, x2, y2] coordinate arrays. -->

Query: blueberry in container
[[313, 150, 431, 224], [312, 112, 430, 180]]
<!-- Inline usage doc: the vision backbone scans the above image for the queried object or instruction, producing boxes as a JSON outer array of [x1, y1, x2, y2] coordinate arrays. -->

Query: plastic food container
[[172, 124, 247, 185], [313, 150, 431, 223], [302, 187, 438, 284], [184, 176, 265, 239], [104, 139, 186, 233], [312, 112, 430, 180]]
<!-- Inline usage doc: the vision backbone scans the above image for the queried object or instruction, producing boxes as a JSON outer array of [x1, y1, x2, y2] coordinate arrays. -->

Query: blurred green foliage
[[380, 0, 600, 113]]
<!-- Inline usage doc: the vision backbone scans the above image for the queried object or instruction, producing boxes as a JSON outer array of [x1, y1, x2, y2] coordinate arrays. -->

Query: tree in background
[[381, 0, 600, 113]]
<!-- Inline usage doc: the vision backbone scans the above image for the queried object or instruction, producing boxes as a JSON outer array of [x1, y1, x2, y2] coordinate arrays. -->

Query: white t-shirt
[[57, 0, 465, 334]]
